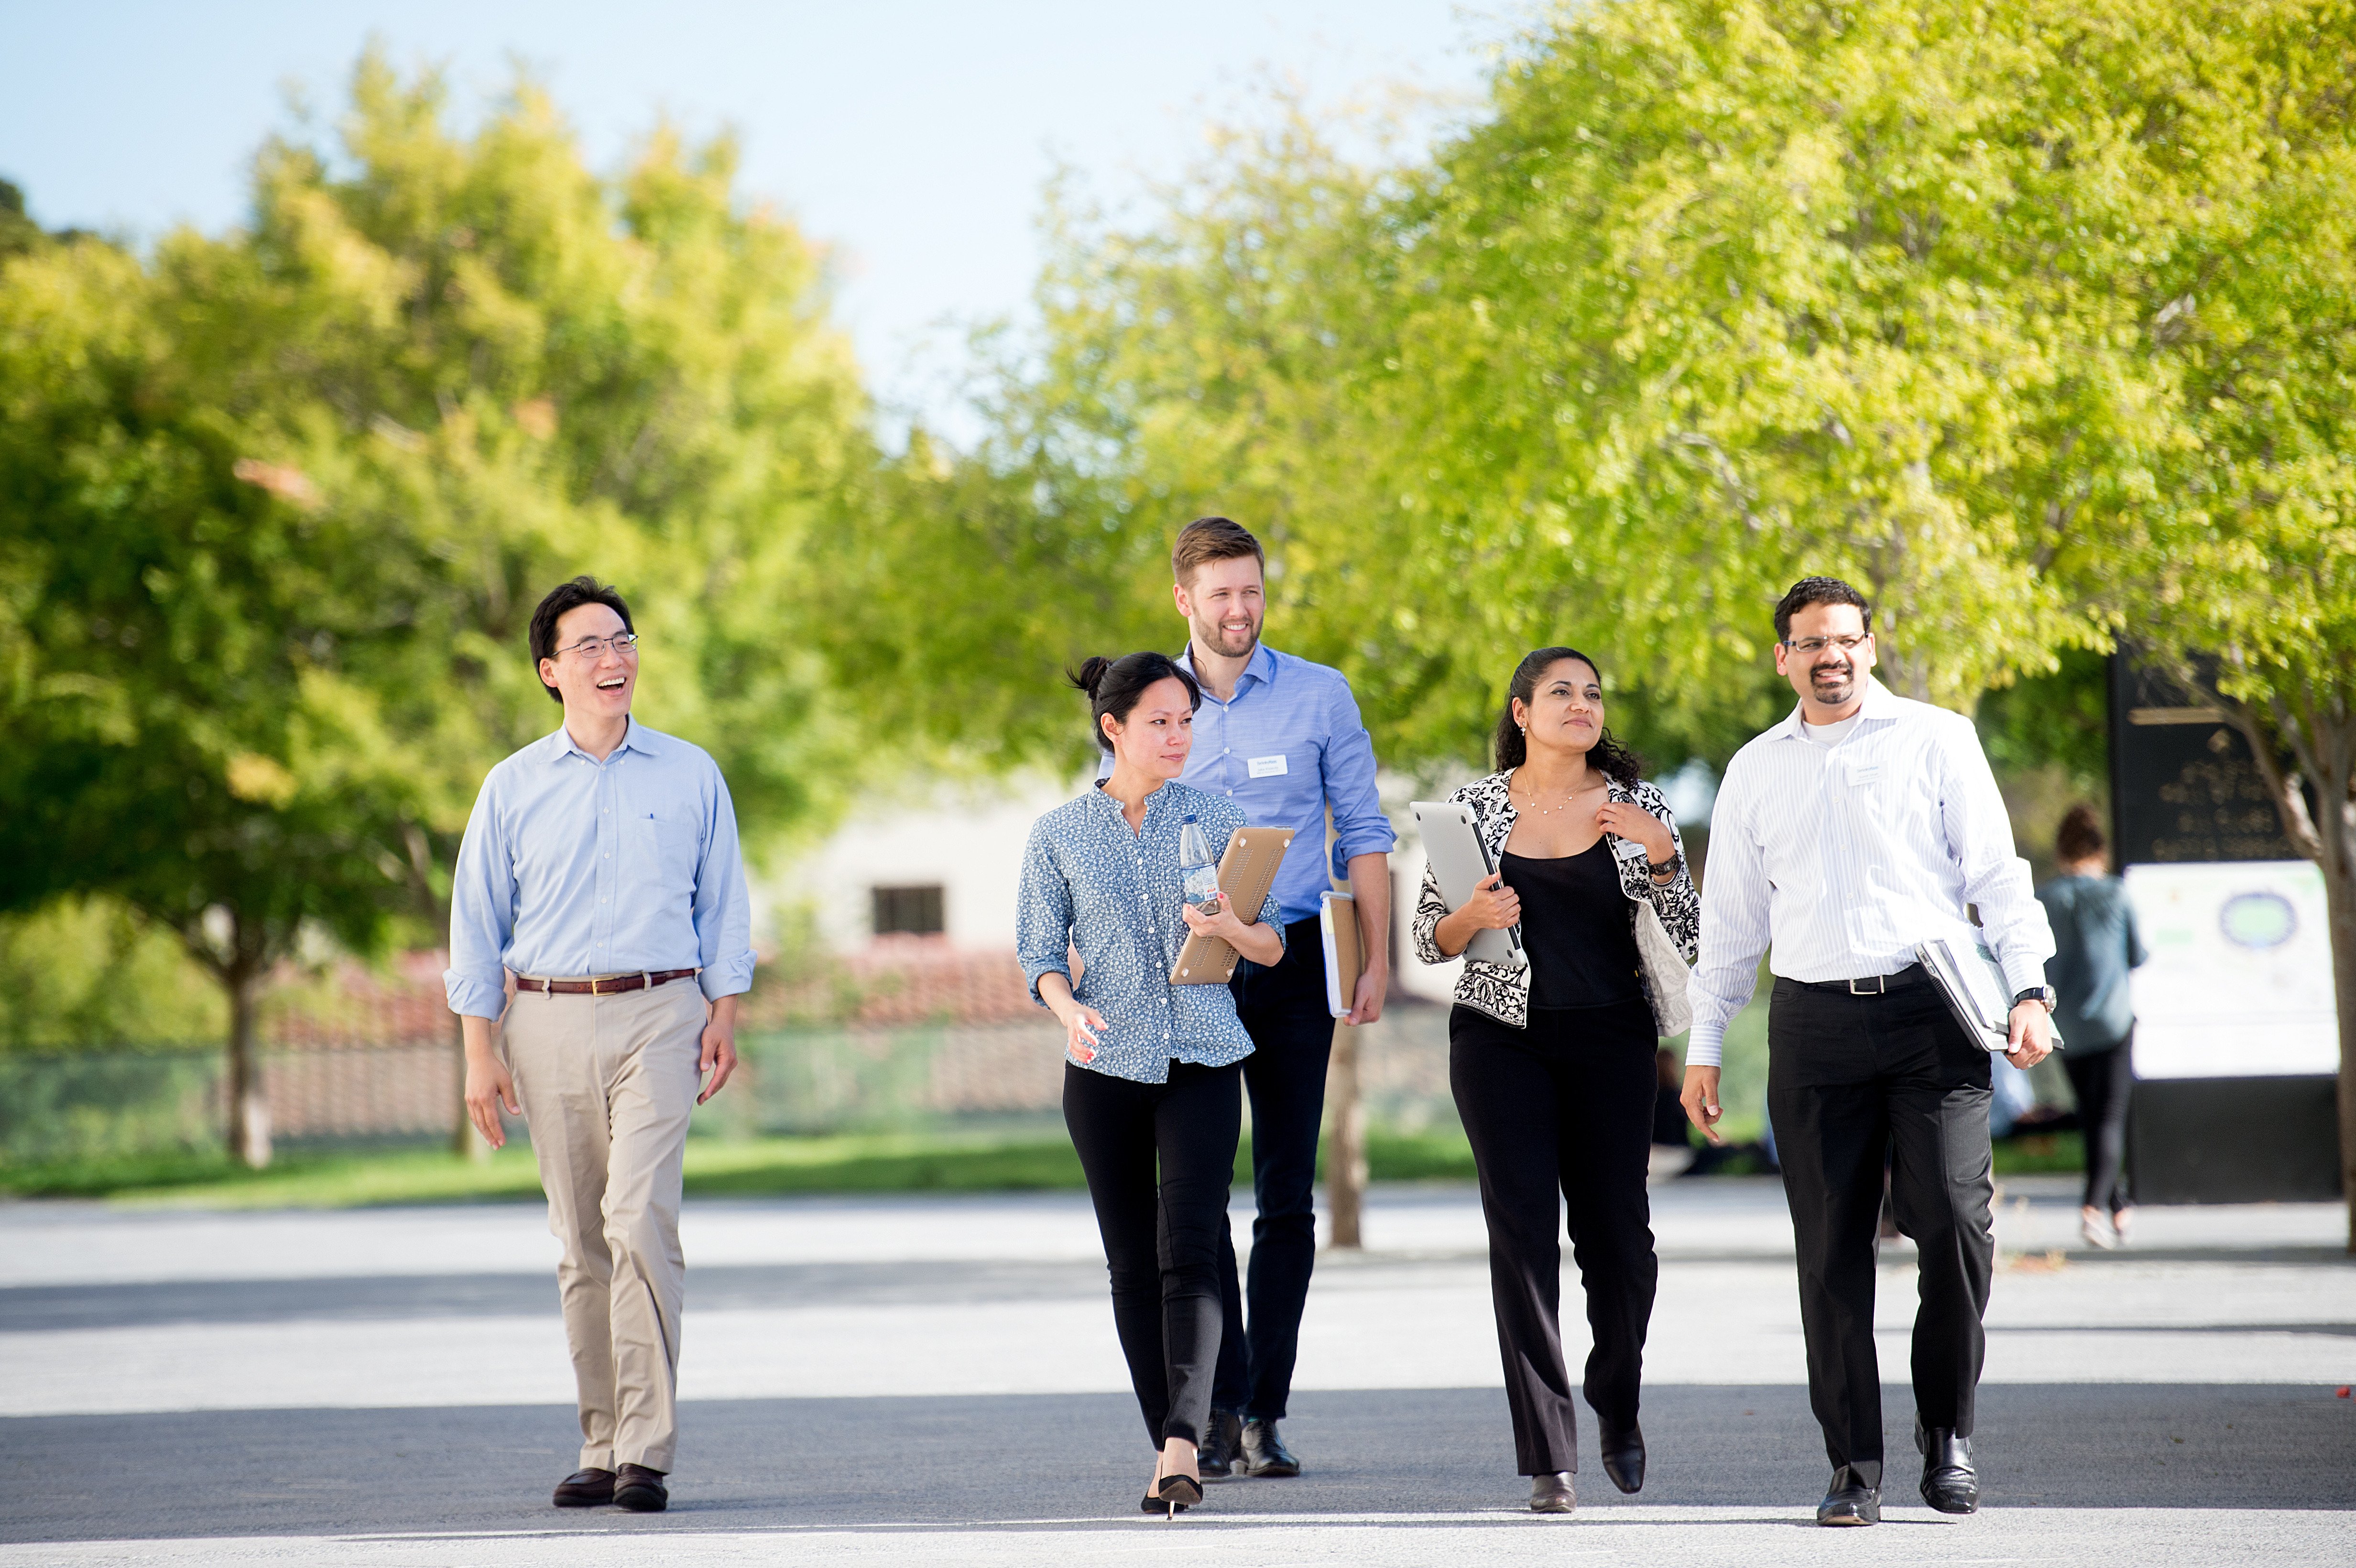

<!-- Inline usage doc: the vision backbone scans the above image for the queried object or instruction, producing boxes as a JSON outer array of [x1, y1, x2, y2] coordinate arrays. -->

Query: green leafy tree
[[1, 53, 873, 1162]]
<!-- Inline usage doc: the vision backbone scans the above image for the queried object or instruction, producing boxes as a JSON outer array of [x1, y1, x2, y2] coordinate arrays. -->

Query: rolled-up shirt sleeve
[[693, 765, 757, 1001], [1685, 770, 1771, 1069], [444, 776, 517, 1021], [1017, 822, 1073, 1005], [1322, 680, 1397, 878]]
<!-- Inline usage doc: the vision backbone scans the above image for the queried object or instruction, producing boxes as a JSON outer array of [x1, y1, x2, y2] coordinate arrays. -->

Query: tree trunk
[[2319, 859, 2356, 1254], [1325, 1027, 1369, 1250], [2225, 687, 2356, 1252], [224, 966, 271, 1170]]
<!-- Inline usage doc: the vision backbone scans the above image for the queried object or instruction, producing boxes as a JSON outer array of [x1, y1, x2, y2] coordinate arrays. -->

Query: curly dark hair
[[1491, 646, 1645, 787]]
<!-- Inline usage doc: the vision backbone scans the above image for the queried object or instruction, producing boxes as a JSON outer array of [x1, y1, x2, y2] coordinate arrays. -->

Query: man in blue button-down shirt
[[446, 576, 755, 1515], [1165, 517, 1397, 1478]]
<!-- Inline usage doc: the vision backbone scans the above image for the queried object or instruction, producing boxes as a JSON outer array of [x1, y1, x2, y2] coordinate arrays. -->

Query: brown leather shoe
[[552, 1467, 614, 1507], [613, 1463, 668, 1513]]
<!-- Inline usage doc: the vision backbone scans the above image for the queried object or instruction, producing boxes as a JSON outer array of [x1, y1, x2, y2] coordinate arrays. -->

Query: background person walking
[[445, 576, 755, 1515], [2037, 805, 2149, 1249], [1019, 652, 1286, 1515], [1680, 577, 2056, 1527], [1412, 647, 1699, 1514]]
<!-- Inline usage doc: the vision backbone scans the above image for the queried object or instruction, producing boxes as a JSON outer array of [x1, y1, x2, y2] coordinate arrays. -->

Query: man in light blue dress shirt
[[446, 576, 754, 1515], [1165, 517, 1397, 1478]]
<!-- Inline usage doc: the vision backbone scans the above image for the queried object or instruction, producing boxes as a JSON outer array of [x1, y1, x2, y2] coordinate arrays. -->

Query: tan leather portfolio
[[1169, 826, 1296, 985], [1320, 890, 1362, 1018]]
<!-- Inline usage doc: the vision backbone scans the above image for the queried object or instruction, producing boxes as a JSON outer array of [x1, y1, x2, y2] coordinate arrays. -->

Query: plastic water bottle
[[1178, 815, 1220, 907]]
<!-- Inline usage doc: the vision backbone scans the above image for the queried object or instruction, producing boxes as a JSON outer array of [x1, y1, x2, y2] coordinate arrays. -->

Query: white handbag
[[1633, 899, 1692, 1038]]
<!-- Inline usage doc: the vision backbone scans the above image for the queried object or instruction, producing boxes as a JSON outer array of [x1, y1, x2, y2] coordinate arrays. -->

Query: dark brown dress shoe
[[1240, 1419, 1300, 1477], [613, 1463, 668, 1512], [552, 1467, 614, 1507], [1529, 1471, 1576, 1513], [1919, 1427, 1979, 1514], [1598, 1418, 1645, 1494], [1816, 1465, 1880, 1526]]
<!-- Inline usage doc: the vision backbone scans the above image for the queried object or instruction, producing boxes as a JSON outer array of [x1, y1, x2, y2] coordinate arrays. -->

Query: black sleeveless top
[[1499, 840, 1644, 1009]]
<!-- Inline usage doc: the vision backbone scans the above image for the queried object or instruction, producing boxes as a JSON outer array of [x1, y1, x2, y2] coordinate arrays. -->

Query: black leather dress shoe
[[1529, 1471, 1576, 1513], [1199, 1409, 1243, 1479], [1815, 1465, 1881, 1526], [1240, 1419, 1300, 1477], [1598, 1419, 1645, 1494], [552, 1467, 614, 1507], [612, 1463, 668, 1513], [1919, 1427, 1979, 1514]]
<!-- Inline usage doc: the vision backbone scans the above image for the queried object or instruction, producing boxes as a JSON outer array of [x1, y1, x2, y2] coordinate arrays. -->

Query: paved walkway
[[2, 1177, 2351, 1564]]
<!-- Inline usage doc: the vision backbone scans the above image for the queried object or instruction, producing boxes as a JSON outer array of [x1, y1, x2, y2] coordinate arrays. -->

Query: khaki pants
[[505, 977, 706, 1473]]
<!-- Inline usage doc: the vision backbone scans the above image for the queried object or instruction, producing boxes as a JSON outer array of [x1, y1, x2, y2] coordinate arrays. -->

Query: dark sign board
[[2107, 652, 2299, 866]]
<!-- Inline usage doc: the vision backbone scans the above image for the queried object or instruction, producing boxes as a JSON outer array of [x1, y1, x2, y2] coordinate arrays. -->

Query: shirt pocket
[[624, 809, 701, 903]]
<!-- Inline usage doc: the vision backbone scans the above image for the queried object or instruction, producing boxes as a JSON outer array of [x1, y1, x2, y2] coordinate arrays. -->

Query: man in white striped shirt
[[1680, 577, 2056, 1528]]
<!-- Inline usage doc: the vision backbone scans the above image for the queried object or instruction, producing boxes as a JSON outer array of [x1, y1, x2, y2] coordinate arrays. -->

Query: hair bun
[[1067, 655, 1114, 697]]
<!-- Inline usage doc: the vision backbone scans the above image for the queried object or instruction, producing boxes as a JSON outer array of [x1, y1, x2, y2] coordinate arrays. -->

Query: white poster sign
[[2123, 860, 2341, 1079]]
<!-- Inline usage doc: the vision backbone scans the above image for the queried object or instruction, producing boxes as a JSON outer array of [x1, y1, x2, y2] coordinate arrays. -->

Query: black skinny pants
[[2062, 1031, 2135, 1215], [1767, 977, 1996, 1483], [1450, 998, 1660, 1476], [1064, 1058, 1242, 1449], [1210, 915, 1337, 1421]]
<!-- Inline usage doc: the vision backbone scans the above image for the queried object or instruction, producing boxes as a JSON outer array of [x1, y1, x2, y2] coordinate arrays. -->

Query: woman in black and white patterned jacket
[[1411, 646, 1700, 1516]]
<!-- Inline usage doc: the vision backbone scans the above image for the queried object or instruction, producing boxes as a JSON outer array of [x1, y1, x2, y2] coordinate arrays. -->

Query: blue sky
[[2, 1, 1515, 431]]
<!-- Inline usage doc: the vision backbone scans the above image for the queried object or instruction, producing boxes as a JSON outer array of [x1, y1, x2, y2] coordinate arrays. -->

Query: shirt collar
[[549, 716, 656, 764], [1774, 676, 1891, 741], [1177, 641, 1278, 698]]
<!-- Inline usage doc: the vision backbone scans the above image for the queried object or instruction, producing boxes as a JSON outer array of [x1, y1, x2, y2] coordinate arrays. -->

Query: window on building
[[872, 884, 946, 937]]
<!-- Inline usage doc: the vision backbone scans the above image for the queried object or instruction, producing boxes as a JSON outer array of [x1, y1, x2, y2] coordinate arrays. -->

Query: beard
[[1193, 611, 1260, 659], [1810, 661, 1856, 701]]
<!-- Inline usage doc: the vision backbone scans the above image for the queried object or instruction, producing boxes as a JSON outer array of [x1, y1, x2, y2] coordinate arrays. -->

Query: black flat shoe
[[1529, 1471, 1576, 1514], [1198, 1409, 1242, 1480], [1241, 1418, 1300, 1477], [1598, 1419, 1646, 1494], [1816, 1465, 1880, 1526], [612, 1463, 668, 1513], [1918, 1426, 1979, 1514], [552, 1467, 614, 1507]]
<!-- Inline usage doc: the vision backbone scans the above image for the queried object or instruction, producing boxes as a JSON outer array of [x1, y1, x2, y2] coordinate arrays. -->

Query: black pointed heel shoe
[[1151, 1473, 1203, 1516]]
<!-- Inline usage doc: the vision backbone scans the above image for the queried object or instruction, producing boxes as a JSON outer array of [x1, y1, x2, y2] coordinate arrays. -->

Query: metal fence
[[0, 1003, 1466, 1167]]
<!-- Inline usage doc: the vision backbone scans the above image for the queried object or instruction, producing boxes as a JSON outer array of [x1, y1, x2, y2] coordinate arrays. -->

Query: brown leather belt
[[516, 968, 699, 996]]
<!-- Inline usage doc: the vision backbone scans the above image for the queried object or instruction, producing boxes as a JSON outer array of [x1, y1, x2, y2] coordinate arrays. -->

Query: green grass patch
[[1993, 1129, 2085, 1175]]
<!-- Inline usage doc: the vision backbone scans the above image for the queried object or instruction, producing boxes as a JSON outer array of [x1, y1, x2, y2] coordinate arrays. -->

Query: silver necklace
[[1511, 771, 1604, 818]]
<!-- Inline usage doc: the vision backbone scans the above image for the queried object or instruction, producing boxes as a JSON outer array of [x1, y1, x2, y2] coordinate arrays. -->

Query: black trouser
[[2062, 1031, 2135, 1214], [1064, 1059, 1242, 1448], [1450, 998, 1659, 1476], [1210, 915, 1336, 1422], [1767, 976, 1996, 1483]]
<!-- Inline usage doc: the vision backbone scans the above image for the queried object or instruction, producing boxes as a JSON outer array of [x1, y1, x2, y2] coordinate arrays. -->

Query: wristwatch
[[1646, 851, 1683, 879], [2012, 985, 2057, 1013]]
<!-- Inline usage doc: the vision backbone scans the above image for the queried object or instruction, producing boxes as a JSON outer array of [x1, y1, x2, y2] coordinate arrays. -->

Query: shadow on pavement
[[3, 1383, 2351, 1544]]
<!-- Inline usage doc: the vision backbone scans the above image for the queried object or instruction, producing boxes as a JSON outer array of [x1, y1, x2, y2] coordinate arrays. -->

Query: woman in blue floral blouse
[[1017, 651, 1284, 1516], [1412, 646, 1701, 1515]]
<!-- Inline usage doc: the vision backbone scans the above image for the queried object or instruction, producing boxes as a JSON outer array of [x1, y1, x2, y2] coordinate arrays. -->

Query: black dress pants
[[1767, 978, 1996, 1483], [1450, 998, 1660, 1476], [1209, 915, 1336, 1421], [1064, 1058, 1241, 1448], [2062, 1031, 2135, 1214]]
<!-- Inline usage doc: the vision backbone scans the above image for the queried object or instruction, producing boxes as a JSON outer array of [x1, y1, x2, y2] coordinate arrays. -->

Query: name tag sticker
[[1611, 835, 1648, 860], [1847, 760, 1883, 787], [1248, 754, 1289, 779]]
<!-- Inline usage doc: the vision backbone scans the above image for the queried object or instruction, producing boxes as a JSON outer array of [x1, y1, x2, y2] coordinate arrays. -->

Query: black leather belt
[[1792, 963, 1928, 996]]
